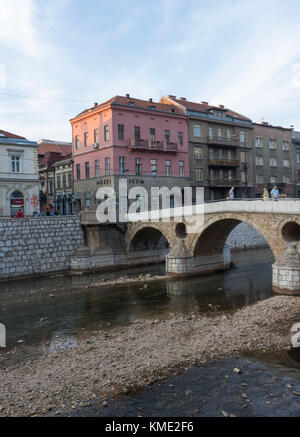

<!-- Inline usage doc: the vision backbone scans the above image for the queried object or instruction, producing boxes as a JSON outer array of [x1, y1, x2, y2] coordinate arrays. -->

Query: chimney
[[94, 102, 98, 107], [149, 98, 153, 102], [125, 93, 130, 98], [167, 95, 176, 99], [218, 105, 225, 109], [201, 101, 209, 105], [179, 97, 186, 101]]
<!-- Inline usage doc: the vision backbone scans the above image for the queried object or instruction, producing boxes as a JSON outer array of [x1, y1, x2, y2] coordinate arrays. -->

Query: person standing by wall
[[271, 185, 279, 201], [262, 187, 269, 201], [227, 187, 235, 200]]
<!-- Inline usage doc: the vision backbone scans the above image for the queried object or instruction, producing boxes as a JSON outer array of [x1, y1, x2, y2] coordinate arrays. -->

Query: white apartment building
[[0, 130, 39, 217]]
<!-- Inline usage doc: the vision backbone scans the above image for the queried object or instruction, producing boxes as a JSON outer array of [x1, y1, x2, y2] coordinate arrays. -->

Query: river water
[[1, 247, 300, 416]]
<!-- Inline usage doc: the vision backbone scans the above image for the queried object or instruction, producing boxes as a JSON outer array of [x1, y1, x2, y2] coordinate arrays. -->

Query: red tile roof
[[161, 97, 251, 122], [38, 143, 72, 157], [0, 129, 26, 139], [41, 152, 65, 168], [72, 95, 186, 120]]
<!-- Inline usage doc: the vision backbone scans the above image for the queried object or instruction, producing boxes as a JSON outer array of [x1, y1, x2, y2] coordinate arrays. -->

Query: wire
[[0, 92, 95, 103]]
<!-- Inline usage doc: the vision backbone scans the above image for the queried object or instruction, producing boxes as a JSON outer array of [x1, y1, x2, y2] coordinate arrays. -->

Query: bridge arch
[[128, 225, 171, 253], [189, 213, 276, 258]]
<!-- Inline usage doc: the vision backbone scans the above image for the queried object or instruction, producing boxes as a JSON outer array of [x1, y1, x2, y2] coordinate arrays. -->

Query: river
[[1, 247, 300, 417]]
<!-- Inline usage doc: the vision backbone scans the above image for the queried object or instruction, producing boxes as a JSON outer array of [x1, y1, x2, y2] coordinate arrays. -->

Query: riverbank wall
[[0, 216, 84, 280]]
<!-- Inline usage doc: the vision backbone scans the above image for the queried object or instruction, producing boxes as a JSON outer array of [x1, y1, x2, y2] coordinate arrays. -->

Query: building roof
[[160, 96, 252, 122], [0, 129, 26, 139], [38, 142, 72, 157], [71, 95, 186, 120], [41, 152, 66, 168], [52, 153, 73, 166]]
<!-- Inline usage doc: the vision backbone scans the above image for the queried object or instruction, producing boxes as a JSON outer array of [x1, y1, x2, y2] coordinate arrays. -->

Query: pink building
[[70, 95, 190, 211]]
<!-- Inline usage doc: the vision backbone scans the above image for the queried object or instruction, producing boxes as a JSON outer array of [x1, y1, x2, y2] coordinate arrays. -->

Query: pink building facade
[[70, 95, 190, 211]]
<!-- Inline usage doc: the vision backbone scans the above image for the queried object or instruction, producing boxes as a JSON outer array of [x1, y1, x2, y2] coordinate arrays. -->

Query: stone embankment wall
[[0, 217, 84, 280], [226, 222, 268, 251]]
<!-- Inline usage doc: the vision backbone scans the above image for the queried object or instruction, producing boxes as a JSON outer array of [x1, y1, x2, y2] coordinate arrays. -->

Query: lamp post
[[243, 144, 248, 198]]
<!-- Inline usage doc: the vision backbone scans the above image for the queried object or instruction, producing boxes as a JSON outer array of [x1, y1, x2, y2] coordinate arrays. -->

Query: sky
[[1, 0, 300, 142]]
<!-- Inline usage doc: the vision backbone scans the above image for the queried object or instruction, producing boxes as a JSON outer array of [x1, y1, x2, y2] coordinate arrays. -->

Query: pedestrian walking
[[227, 187, 235, 200]]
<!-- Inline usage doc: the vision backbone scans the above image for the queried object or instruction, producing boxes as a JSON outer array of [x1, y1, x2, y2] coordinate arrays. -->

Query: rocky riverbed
[[0, 294, 299, 417]]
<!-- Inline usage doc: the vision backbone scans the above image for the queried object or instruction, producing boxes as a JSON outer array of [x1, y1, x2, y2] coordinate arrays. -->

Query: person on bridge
[[228, 187, 235, 200], [271, 185, 279, 201], [262, 187, 269, 201]]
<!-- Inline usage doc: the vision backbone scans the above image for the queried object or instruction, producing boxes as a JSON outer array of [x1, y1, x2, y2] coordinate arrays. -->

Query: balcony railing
[[207, 178, 240, 186], [207, 136, 240, 146], [128, 139, 178, 152], [208, 157, 240, 167]]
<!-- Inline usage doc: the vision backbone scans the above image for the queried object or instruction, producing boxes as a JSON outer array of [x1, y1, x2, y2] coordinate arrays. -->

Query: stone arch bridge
[[76, 200, 300, 294]]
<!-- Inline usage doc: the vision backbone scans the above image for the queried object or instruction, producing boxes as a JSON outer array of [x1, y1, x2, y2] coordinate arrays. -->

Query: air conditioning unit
[[93, 143, 99, 149]]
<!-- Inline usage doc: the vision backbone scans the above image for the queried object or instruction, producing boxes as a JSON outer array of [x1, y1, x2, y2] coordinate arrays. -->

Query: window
[[256, 175, 264, 184], [76, 164, 81, 180], [118, 124, 124, 141], [95, 160, 100, 177], [49, 180, 54, 194], [283, 159, 290, 168], [135, 158, 142, 175], [240, 131, 246, 143], [269, 157, 277, 167], [85, 192, 91, 208], [195, 168, 203, 181], [165, 160, 171, 176], [164, 130, 170, 145], [227, 129, 231, 139], [94, 129, 99, 144], [85, 162, 90, 179], [75, 135, 79, 149], [255, 137, 263, 147], [68, 173, 72, 187], [150, 128, 156, 145], [208, 126, 213, 138], [269, 139, 276, 149], [151, 159, 157, 176], [282, 141, 289, 151], [84, 132, 88, 147], [193, 124, 201, 137], [179, 161, 185, 176], [283, 175, 290, 184], [255, 156, 264, 167], [270, 175, 277, 184], [104, 125, 109, 141], [119, 156, 126, 175], [218, 128, 222, 138], [62, 174, 67, 188], [178, 132, 183, 146], [11, 156, 20, 173], [297, 153, 300, 164], [105, 158, 110, 175], [194, 147, 203, 159], [135, 126, 140, 145], [57, 175, 61, 189]]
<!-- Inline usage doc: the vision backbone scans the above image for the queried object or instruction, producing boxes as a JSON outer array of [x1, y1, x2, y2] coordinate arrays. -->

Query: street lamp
[[243, 144, 248, 198]]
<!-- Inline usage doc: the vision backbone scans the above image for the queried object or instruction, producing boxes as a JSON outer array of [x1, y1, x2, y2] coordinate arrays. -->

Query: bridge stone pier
[[73, 200, 300, 295]]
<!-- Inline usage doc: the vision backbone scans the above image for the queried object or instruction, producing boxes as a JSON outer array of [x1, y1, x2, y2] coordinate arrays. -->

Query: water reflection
[[0, 248, 274, 356]]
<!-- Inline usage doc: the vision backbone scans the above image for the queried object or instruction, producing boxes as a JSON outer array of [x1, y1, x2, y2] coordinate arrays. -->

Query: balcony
[[208, 157, 240, 167], [207, 136, 240, 147], [128, 139, 178, 153], [207, 178, 240, 187]]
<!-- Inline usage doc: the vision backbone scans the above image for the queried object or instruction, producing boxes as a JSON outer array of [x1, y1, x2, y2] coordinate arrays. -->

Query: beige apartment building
[[161, 96, 254, 200]]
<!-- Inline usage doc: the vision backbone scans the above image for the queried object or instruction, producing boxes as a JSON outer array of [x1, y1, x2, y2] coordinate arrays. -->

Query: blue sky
[[1, 0, 300, 141]]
